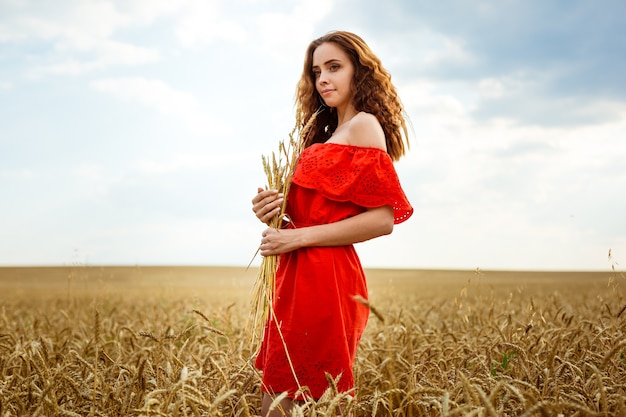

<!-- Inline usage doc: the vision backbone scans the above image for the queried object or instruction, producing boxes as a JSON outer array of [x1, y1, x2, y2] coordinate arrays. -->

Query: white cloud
[[91, 77, 194, 113], [75, 217, 262, 266], [174, 0, 247, 47], [393, 73, 626, 269], [1, 0, 624, 269], [421, 32, 475, 70], [29, 40, 160, 76], [73, 164, 111, 199], [0, 0, 164, 76], [256, 0, 334, 62], [0, 168, 36, 179], [0, 1, 127, 43], [136, 152, 258, 174], [116, 0, 182, 24], [90, 77, 231, 136], [477, 78, 505, 98]]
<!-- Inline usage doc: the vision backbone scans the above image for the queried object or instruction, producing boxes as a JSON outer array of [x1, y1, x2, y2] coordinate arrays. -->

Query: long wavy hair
[[295, 31, 410, 161]]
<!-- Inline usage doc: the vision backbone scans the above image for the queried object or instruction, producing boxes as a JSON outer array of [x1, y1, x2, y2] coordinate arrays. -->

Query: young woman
[[251, 31, 413, 416]]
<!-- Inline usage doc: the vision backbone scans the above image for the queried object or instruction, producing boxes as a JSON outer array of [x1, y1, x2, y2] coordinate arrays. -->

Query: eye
[[312, 69, 321, 78], [329, 64, 340, 71]]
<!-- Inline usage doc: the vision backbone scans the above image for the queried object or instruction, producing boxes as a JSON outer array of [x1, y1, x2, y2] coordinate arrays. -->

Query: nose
[[317, 70, 328, 85]]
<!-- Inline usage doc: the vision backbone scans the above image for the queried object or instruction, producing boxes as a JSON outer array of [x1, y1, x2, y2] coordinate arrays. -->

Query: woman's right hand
[[252, 188, 284, 225]]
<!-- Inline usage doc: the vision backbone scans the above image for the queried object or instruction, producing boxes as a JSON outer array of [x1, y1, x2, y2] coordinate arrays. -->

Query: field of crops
[[1, 266, 625, 416]]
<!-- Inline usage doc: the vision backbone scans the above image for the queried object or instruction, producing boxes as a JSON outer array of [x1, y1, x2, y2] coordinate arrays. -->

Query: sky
[[1, 0, 625, 271]]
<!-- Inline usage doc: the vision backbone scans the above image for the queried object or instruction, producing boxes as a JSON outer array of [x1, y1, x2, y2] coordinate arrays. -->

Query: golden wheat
[[0, 267, 625, 416], [249, 111, 318, 353]]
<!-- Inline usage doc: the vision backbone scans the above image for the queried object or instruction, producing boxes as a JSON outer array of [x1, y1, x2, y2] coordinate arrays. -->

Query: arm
[[257, 112, 394, 255], [259, 205, 394, 256]]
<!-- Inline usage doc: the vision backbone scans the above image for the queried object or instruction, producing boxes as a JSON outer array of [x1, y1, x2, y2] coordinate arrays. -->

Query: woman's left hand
[[259, 227, 301, 256]]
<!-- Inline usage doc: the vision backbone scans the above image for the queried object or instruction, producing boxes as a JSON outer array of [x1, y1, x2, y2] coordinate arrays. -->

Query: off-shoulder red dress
[[254, 143, 413, 399]]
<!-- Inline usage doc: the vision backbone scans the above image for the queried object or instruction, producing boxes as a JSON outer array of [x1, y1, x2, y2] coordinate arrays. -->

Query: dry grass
[[250, 128, 304, 352], [1, 266, 625, 416], [250, 113, 318, 354]]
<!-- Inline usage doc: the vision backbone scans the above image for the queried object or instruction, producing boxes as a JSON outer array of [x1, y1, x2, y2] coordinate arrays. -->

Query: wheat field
[[0, 266, 624, 416]]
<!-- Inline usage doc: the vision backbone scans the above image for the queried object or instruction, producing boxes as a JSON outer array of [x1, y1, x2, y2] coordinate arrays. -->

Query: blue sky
[[1, 0, 625, 270]]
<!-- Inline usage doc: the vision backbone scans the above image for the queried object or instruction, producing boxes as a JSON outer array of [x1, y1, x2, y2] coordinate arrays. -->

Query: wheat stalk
[[248, 130, 301, 347], [247, 112, 319, 401], [249, 112, 319, 348], [3, 268, 626, 415]]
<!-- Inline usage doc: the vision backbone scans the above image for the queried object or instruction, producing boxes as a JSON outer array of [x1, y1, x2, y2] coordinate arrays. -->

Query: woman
[[252, 30, 413, 416]]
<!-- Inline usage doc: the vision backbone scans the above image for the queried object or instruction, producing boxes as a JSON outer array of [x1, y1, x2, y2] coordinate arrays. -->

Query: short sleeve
[[292, 143, 413, 224]]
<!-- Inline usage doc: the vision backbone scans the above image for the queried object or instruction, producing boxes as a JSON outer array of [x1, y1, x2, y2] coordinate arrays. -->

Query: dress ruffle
[[292, 143, 413, 224]]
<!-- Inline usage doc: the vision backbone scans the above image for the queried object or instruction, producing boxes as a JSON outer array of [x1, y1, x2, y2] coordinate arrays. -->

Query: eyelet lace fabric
[[292, 143, 413, 224], [254, 143, 413, 400]]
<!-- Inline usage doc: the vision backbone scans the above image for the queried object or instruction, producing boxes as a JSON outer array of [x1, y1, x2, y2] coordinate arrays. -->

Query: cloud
[[0, 168, 36, 179], [74, 217, 262, 266], [134, 153, 259, 175], [0, 0, 333, 80], [474, 94, 626, 128], [336, 0, 626, 128], [174, 0, 247, 47], [0, 0, 165, 76], [1, 0, 624, 269], [0, 1, 128, 43], [116, 0, 181, 24], [256, 0, 334, 62], [29, 41, 160, 76], [387, 1, 626, 79], [394, 72, 626, 268], [90, 77, 231, 136]]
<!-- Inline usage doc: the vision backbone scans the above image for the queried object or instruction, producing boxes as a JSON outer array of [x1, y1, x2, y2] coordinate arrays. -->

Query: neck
[[335, 105, 358, 128]]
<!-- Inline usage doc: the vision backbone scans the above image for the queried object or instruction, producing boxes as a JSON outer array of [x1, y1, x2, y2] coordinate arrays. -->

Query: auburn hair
[[295, 31, 409, 161]]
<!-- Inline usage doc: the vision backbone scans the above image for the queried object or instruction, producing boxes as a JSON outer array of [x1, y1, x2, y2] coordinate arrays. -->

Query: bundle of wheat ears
[[249, 112, 319, 355]]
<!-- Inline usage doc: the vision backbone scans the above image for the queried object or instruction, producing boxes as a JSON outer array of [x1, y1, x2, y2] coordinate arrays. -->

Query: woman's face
[[312, 42, 355, 111]]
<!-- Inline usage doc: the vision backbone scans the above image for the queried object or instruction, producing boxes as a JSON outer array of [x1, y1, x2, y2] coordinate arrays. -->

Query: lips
[[320, 89, 334, 96]]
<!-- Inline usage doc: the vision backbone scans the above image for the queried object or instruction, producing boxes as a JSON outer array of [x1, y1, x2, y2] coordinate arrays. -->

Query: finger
[[252, 193, 274, 214], [253, 195, 284, 220], [252, 189, 279, 204], [260, 207, 281, 224], [252, 189, 270, 204], [259, 195, 283, 211], [255, 200, 280, 218], [260, 243, 277, 257], [252, 196, 280, 215]]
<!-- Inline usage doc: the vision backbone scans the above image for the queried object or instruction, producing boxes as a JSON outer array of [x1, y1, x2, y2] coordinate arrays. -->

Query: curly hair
[[295, 31, 409, 161]]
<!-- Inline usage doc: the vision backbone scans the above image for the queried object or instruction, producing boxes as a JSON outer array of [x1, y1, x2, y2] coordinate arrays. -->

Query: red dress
[[254, 143, 413, 399]]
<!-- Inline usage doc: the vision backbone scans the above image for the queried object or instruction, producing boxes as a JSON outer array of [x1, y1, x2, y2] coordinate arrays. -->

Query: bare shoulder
[[348, 112, 386, 150]]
